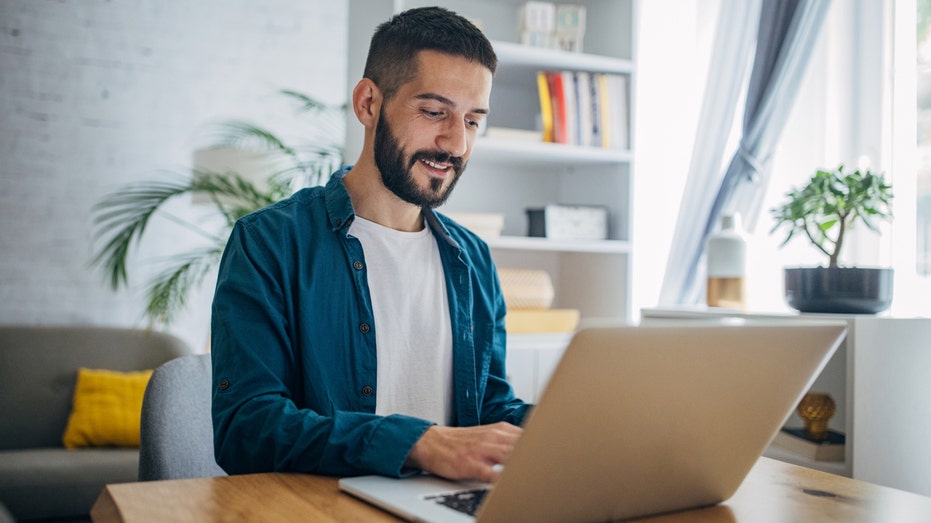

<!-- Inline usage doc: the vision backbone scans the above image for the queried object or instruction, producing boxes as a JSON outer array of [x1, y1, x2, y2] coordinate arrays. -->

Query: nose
[[436, 119, 469, 159]]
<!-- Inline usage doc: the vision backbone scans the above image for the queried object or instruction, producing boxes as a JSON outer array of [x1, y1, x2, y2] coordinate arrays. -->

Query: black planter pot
[[784, 267, 894, 314]]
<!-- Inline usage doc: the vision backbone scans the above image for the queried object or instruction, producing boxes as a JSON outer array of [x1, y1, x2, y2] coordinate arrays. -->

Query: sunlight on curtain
[[660, 0, 832, 306], [657, 0, 762, 306]]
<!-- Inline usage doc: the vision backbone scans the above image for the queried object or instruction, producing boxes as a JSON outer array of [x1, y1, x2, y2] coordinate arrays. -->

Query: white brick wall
[[0, 0, 348, 351]]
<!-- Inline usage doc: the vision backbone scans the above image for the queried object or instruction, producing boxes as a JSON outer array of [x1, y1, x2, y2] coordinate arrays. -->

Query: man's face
[[373, 50, 493, 208]]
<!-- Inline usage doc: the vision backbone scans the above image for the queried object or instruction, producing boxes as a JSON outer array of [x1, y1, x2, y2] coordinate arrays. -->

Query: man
[[211, 6, 530, 484]]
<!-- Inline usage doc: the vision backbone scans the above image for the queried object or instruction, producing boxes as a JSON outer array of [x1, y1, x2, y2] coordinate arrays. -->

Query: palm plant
[[92, 89, 345, 325], [770, 164, 893, 268]]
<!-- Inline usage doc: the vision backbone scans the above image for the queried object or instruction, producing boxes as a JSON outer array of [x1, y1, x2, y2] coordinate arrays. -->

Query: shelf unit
[[640, 306, 931, 498], [347, 0, 636, 324], [347, 0, 637, 402]]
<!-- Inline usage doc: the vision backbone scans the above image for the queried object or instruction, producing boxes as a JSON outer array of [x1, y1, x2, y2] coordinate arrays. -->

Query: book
[[605, 74, 630, 150], [560, 71, 577, 145], [546, 71, 569, 144], [536, 71, 554, 143], [771, 428, 846, 462], [588, 72, 603, 147], [596, 73, 611, 148], [574, 71, 593, 147], [536, 70, 627, 149]]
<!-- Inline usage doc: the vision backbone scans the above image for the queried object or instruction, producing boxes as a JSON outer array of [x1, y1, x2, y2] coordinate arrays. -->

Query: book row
[[538, 70, 629, 150]]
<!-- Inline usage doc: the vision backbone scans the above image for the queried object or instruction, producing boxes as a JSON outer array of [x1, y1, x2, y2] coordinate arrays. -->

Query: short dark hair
[[363, 6, 497, 102]]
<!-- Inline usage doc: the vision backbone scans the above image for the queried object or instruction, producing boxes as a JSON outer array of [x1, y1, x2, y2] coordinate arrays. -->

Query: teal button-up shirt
[[211, 168, 530, 477]]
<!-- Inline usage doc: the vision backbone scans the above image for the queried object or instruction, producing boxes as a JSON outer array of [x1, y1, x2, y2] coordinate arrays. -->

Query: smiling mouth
[[419, 158, 456, 180], [413, 151, 463, 180], [420, 158, 451, 171]]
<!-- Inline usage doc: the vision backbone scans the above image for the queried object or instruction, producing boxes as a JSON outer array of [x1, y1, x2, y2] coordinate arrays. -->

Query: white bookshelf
[[351, 0, 636, 322], [347, 0, 637, 400]]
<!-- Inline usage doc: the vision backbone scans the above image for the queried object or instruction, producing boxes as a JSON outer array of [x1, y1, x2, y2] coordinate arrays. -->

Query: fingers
[[405, 422, 523, 482]]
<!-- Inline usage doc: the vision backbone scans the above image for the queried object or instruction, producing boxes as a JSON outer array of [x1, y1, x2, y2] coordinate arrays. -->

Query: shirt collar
[[324, 167, 355, 233], [323, 166, 458, 250]]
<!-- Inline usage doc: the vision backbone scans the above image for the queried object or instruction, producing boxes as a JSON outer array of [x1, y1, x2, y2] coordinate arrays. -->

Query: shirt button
[[218, 378, 230, 391], [353, 261, 363, 270], [362, 385, 374, 396], [360, 323, 371, 333]]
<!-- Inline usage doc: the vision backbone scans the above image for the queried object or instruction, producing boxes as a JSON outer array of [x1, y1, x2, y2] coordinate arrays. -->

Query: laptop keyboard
[[426, 488, 489, 516]]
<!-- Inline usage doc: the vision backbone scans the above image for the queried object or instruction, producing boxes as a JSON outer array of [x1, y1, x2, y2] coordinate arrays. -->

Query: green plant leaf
[[770, 164, 893, 266], [144, 247, 224, 326]]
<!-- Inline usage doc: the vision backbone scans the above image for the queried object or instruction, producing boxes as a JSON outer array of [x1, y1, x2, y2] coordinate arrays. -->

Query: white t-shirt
[[348, 216, 453, 426]]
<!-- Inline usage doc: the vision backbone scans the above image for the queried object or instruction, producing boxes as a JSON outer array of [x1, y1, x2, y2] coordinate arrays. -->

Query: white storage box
[[526, 204, 608, 240]]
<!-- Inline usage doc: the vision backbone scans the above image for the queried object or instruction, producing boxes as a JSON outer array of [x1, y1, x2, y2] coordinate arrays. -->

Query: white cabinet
[[346, 0, 636, 325], [505, 332, 574, 403], [641, 307, 931, 498]]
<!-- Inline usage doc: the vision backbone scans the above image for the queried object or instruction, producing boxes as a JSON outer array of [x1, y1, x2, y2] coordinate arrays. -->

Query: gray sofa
[[0, 326, 192, 522]]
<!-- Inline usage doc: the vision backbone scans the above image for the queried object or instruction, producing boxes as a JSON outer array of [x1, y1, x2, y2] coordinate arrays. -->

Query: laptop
[[339, 321, 846, 522]]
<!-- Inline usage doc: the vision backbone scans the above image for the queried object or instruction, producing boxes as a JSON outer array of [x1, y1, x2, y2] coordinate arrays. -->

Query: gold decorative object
[[797, 392, 836, 440]]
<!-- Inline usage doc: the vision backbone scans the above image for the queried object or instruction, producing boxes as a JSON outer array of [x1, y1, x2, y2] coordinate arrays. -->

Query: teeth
[[422, 159, 447, 170]]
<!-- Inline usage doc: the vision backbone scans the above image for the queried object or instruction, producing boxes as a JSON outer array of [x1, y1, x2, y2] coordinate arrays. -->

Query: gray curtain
[[662, 0, 833, 305]]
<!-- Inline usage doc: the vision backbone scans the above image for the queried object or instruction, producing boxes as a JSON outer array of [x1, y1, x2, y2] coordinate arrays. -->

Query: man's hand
[[405, 422, 523, 483]]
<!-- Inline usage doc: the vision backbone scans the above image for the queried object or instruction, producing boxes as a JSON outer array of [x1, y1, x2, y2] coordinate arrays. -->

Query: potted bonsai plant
[[770, 164, 894, 314]]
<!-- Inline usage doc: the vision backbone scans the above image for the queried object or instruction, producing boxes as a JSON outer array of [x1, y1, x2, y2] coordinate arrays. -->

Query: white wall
[[0, 1, 348, 351]]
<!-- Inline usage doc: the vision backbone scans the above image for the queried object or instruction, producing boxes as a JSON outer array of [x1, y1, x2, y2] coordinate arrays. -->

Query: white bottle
[[706, 214, 747, 309]]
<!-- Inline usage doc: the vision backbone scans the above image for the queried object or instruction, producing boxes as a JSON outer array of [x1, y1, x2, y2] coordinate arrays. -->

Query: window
[[918, 0, 931, 275]]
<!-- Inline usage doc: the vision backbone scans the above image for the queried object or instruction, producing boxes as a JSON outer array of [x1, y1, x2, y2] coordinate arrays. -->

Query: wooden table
[[91, 457, 931, 522]]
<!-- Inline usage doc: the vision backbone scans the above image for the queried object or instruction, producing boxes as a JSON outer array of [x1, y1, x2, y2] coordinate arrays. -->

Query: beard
[[373, 114, 466, 208]]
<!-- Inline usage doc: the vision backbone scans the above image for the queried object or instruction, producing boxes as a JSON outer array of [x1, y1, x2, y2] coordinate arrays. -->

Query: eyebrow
[[415, 93, 489, 115]]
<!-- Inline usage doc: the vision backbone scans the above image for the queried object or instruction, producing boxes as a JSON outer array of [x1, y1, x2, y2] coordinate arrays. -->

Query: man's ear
[[352, 78, 382, 128]]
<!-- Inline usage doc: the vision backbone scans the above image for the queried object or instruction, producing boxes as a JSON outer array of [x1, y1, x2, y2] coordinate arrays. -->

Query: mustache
[[410, 150, 464, 172]]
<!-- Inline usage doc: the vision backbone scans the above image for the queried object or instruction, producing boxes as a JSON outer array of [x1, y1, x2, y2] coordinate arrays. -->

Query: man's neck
[[343, 163, 425, 232]]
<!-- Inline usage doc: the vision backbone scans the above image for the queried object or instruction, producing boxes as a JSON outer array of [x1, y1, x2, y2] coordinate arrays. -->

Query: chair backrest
[[138, 354, 227, 481]]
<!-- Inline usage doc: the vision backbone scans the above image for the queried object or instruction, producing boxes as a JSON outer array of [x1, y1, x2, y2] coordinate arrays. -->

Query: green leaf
[[818, 219, 838, 232], [770, 164, 893, 265], [144, 248, 224, 326]]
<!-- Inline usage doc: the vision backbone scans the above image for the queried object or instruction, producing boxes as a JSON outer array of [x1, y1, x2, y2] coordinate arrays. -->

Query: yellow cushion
[[62, 367, 153, 449]]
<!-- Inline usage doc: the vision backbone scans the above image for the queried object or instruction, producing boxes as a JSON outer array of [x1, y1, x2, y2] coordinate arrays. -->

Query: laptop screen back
[[476, 322, 846, 522]]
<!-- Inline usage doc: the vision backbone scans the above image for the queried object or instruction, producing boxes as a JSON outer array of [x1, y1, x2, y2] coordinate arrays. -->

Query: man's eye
[[423, 109, 444, 118]]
